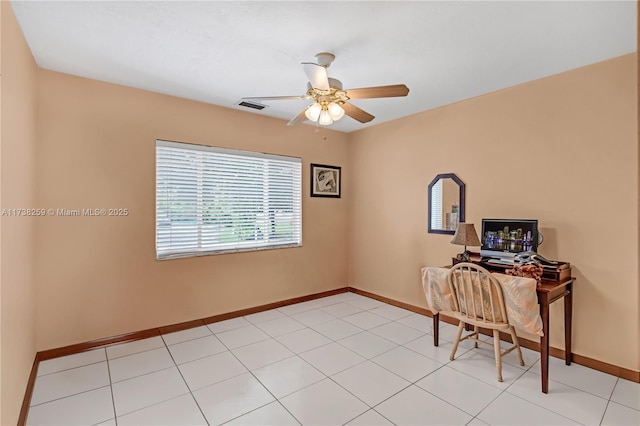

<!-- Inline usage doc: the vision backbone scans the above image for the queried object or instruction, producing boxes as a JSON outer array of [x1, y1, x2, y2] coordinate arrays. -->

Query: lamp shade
[[451, 223, 481, 247], [327, 102, 345, 120], [318, 109, 333, 125], [305, 103, 322, 121]]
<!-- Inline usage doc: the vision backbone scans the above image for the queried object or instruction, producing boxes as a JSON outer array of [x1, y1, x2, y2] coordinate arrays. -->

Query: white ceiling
[[11, 1, 636, 133]]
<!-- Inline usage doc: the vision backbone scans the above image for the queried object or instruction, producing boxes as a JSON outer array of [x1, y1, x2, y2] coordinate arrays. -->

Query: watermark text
[[2, 208, 129, 217]]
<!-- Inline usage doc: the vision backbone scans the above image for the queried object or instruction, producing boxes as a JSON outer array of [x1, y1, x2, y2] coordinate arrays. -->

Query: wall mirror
[[428, 173, 465, 234]]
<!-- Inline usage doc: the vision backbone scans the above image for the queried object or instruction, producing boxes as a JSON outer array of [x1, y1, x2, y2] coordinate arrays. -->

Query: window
[[156, 140, 302, 259]]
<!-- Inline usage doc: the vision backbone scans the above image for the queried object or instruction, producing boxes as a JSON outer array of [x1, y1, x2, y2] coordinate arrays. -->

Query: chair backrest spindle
[[447, 262, 509, 326]]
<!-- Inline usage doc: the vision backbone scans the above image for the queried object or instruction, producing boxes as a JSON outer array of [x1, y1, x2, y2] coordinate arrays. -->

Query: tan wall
[[34, 70, 350, 351], [349, 54, 639, 371], [0, 2, 38, 424]]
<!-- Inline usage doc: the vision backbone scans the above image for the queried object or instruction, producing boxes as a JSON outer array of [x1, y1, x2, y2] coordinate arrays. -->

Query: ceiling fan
[[240, 52, 410, 127]]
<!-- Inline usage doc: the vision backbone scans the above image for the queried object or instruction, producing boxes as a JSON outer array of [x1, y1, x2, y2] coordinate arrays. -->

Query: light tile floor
[[26, 292, 640, 425]]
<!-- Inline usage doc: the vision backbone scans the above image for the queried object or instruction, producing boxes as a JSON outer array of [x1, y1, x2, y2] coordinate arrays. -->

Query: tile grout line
[[28, 357, 114, 410], [500, 389, 586, 425], [332, 331, 403, 359], [384, 362, 460, 409], [501, 370, 609, 424], [104, 348, 118, 425], [211, 300, 406, 424], [161, 334, 211, 426], [336, 310, 619, 421], [112, 389, 193, 421], [106, 337, 213, 422], [598, 376, 619, 425], [363, 326, 535, 421], [164, 333, 230, 366], [355, 408, 398, 426], [260, 306, 448, 417], [27, 384, 114, 410], [268, 324, 396, 421], [326, 368, 409, 419], [108, 362, 192, 419], [425, 372, 507, 421], [106, 340, 166, 361], [213, 329, 303, 425], [164, 327, 207, 344], [277, 308, 437, 422], [599, 399, 613, 425], [215, 297, 389, 424], [92, 297, 363, 423], [520, 365, 621, 402], [366, 340, 538, 424], [36, 358, 107, 379]]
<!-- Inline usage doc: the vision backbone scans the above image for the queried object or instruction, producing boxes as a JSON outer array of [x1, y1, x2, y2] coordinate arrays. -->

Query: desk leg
[[433, 313, 439, 347], [564, 287, 573, 365], [540, 301, 550, 394]]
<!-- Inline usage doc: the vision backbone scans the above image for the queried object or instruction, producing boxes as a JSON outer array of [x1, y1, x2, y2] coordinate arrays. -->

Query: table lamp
[[451, 223, 481, 262]]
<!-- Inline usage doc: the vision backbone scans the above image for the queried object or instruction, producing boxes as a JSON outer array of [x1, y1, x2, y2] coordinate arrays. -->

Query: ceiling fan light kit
[[241, 52, 409, 128], [305, 101, 345, 125]]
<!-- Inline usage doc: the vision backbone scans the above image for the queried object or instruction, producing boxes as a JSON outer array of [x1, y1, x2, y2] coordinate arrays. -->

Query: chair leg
[[449, 322, 466, 361], [509, 326, 525, 366], [493, 329, 503, 382]]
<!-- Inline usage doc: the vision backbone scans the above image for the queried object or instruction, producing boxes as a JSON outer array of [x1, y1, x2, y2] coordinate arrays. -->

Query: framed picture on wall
[[310, 163, 341, 198]]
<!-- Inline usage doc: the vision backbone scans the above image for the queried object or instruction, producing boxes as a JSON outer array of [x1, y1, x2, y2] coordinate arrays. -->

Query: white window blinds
[[156, 140, 302, 259]]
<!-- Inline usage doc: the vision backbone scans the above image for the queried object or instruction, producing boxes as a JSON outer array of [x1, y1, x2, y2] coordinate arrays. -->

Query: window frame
[[155, 140, 302, 260]]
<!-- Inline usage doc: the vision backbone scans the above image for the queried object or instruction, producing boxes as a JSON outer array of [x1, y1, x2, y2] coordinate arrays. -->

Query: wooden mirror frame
[[428, 173, 465, 234]]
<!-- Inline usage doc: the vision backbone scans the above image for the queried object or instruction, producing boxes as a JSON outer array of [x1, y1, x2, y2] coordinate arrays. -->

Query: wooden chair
[[447, 262, 524, 382]]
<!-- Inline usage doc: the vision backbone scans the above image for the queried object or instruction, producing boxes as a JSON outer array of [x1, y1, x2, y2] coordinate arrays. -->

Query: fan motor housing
[[306, 78, 343, 91], [314, 52, 336, 67]]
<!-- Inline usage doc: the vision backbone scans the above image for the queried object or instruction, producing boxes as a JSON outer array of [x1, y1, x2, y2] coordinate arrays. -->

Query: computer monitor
[[480, 219, 539, 259]]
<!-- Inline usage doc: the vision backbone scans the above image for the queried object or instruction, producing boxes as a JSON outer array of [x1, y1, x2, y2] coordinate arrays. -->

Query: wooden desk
[[432, 257, 575, 394]]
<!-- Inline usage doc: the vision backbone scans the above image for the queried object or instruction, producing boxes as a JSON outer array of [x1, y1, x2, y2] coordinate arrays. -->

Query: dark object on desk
[[471, 253, 572, 282], [516, 251, 558, 266], [538, 262, 571, 281], [507, 261, 544, 283], [480, 218, 540, 258]]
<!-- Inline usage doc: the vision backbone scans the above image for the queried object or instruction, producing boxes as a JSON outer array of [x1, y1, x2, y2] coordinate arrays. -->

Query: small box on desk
[[541, 262, 571, 282]]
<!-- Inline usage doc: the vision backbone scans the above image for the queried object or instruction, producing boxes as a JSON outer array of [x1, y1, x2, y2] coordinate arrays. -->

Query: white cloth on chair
[[421, 266, 544, 336]]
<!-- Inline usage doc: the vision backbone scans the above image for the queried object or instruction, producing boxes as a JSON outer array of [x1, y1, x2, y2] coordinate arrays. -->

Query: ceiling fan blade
[[241, 95, 305, 101], [287, 109, 308, 126], [302, 62, 330, 90], [342, 102, 375, 123], [345, 84, 410, 99]]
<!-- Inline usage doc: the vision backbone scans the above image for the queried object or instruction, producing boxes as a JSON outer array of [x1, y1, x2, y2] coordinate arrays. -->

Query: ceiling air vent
[[237, 100, 268, 110]]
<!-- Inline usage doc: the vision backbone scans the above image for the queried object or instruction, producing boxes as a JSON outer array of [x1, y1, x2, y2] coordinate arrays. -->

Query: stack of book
[[540, 262, 571, 281]]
